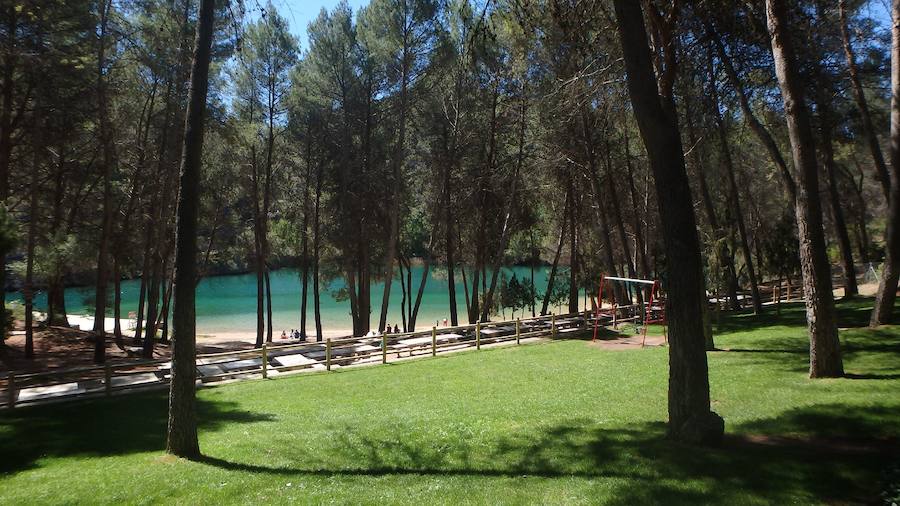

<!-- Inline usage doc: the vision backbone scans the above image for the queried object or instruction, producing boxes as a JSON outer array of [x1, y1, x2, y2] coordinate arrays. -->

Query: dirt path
[[587, 333, 667, 350]]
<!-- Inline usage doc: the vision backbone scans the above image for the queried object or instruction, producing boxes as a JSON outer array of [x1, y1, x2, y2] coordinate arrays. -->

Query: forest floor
[[0, 328, 171, 374], [0, 297, 898, 505]]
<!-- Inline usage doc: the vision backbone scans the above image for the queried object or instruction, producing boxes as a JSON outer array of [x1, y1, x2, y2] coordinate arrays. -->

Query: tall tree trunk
[[839, 0, 891, 201], [378, 44, 410, 332], [299, 127, 313, 339], [24, 142, 38, 359], [399, 256, 408, 332], [568, 179, 579, 314], [93, 0, 116, 364], [113, 256, 123, 346], [623, 132, 651, 279], [530, 231, 537, 317], [166, 0, 214, 460], [683, 95, 739, 311], [252, 158, 265, 347], [603, 139, 639, 292], [265, 269, 273, 343], [709, 27, 797, 201], [313, 154, 324, 341], [541, 191, 569, 316], [815, 80, 858, 296], [581, 120, 621, 288], [144, 253, 161, 350], [766, 0, 843, 377], [142, 75, 178, 359], [444, 165, 458, 326], [0, 5, 15, 337], [871, 0, 900, 326], [708, 57, 763, 313], [613, 0, 723, 443], [844, 161, 872, 265], [134, 241, 150, 339]]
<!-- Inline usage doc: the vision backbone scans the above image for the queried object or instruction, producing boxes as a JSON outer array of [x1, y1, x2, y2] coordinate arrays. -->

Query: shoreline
[[63, 314, 356, 345]]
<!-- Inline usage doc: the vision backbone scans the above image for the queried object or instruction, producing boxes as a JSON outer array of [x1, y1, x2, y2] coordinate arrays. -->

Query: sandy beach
[[63, 313, 358, 347]]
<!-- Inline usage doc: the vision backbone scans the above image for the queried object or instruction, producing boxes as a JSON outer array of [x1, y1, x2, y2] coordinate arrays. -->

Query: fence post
[[582, 309, 589, 329], [432, 326, 437, 357], [7, 373, 15, 409], [515, 318, 521, 345], [715, 286, 721, 330], [776, 284, 781, 316], [261, 344, 268, 379], [326, 339, 332, 371], [104, 364, 112, 396], [551, 314, 557, 338], [381, 334, 387, 364], [787, 282, 792, 302], [476, 322, 481, 350]]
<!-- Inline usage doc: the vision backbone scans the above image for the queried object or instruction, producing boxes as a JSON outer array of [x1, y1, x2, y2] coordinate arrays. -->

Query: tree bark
[[0, 5, 15, 338], [815, 79, 858, 296], [24, 140, 38, 359], [113, 256, 123, 346], [93, 0, 116, 364], [444, 164, 459, 326], [166, 0, 215, 460], [871, 0, 900, 326], [541, 190, 569, 316], [766, 0, 843, 377], [378, 39, 411, 333], [613, 0, 723, 444], [313, 148, 324, 341], [568, 178, 579, 314], [299, 124, 313, 339]]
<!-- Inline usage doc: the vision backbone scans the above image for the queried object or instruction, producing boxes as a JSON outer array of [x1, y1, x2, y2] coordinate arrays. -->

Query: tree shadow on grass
[[715, 297, 881, 334], [713, 323, 900, 376], [197, 403, 898, 505], [0, 390, 274, 474]]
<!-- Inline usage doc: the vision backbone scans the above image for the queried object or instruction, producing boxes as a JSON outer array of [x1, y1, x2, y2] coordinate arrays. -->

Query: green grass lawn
[[1, 299, 899, 505]]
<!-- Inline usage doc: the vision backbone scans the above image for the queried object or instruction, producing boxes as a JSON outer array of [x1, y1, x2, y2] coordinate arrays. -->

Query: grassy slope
[[0, 299, 898, 505]]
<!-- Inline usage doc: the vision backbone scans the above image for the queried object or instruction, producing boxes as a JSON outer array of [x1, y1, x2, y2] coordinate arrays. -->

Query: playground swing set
[[590, 274, 667, 347]]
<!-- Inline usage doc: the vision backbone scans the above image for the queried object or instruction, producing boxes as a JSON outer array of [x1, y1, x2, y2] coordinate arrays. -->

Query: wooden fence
[[2, 311, 592, 410]]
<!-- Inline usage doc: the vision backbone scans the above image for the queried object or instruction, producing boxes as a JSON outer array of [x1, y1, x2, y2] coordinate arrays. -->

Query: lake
[[18, 266, 577, 335]]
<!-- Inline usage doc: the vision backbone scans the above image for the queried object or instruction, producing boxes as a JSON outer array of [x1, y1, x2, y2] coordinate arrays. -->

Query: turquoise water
[[20, 266, 573, 334]]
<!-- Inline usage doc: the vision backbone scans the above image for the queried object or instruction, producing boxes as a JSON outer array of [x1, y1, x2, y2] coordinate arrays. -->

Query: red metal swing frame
[[591, 274, 667, 347]]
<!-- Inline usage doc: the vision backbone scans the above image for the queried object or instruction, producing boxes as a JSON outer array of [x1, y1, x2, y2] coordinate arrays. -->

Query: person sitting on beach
[[293, 329, 300, 339], [384, 325, 391, 335], [281, 330, 287, 340], [442, 318, 448, 327], [393, 324, 400, 333]]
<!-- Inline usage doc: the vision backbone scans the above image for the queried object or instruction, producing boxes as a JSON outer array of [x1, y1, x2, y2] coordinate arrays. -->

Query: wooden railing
[[1, 311, 591, 410]]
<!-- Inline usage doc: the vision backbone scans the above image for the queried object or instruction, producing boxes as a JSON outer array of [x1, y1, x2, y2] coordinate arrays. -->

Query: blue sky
[[255, 0, 893, 53], [256, 0, 369, 52]]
